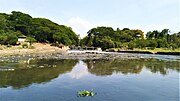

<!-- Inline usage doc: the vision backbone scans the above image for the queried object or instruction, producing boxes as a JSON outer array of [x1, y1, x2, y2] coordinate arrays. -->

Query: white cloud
[[143, 24, 171, 32], [60, 17, 175, 38], [117, 24, 172, 33], [67, 17, 92, 38], [69, 61, 89, 79]]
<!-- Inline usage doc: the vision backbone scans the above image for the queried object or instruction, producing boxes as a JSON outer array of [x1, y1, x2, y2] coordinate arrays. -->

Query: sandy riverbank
[[0, 43, 68, 56], [0, 44, 179, 61]]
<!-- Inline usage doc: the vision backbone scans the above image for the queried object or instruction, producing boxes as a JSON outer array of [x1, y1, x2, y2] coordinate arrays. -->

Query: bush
[[169, 43, 178, 50], [157, 39, 168, 48], [6, 33, 18, 45], [128, 42, 135, 49], [147, 40, 157, 49], [29, 46, 35, 49], [147, 47, 155, 50], [114, 41, 122, 48], [135, 39, 146, 49], [22, 43, 28, 48], [51, 42, 59, 47], [26, 37, 36, 46], [100, 38, 115, 50], [6, 44, 12, 48]]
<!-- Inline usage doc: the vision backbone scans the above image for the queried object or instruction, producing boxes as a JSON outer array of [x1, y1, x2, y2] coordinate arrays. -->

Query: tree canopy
[[0, 11, 79, 45], [0, 11, 179, 50], [80, 27, 179, 50], [80, 27, 145, 50]]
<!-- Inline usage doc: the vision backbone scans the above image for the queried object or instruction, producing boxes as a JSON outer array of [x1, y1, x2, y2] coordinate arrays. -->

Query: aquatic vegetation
[[77, 90, 96, 97]]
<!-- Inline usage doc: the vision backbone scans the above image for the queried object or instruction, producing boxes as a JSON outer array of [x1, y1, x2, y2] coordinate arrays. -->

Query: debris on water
[[77, 89, 96, 97]]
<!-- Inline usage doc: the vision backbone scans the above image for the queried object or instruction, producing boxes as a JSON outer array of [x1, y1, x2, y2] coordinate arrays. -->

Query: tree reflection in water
[[84, 59, 180, 76], [0, 58, 179, 89], [0, 59, 78, 89]]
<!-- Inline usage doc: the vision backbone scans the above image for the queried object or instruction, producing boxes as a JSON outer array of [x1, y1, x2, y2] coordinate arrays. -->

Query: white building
[[18, 36, 27, 43]]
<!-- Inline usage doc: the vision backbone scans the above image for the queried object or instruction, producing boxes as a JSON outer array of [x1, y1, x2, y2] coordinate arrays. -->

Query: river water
[[0, 53, 179, 101]]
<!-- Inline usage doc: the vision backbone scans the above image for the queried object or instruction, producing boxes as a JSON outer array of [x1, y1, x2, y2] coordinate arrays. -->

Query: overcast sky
[[0, 0, 179, 37]]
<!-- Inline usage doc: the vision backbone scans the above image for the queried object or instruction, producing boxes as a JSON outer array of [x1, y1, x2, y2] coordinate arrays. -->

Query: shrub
[[6, 33, 18, 45], [169, 43, 178, 50], [128, 42, 135, 49], [135, 39, 147, 49], [26, 37, 36, 46], [157, 39, 168, 48], [147, 47, 155, 50], [29, 46, 35, 49], [147, 40, 157, 49], [51, 42, 59, 47], [22, 43, 28, 48], [6, 44, 12, 47]]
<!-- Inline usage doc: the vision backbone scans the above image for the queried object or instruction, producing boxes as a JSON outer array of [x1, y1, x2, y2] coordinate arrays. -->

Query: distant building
[[17, 36, 30, 47], [18, 36, 27, 43], [96, 48, 102, 52]]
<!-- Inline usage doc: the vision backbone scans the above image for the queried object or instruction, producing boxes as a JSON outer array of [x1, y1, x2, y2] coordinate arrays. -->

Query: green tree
[[159, 29, 169, 39], [135, 39, 146, 49], [0, 34, 7, 44], [6, 32, 18, 45], [0, 15, 6, 30], [157, 39, 168, 48], [128, 42, 135, 49], [8, 11, 33, 35], [26, 37, 36, 46], [95, 36, 115, 50], [147, 39, 158, 49], [169, 43, 178, 50], [53, 32, 72, 45]]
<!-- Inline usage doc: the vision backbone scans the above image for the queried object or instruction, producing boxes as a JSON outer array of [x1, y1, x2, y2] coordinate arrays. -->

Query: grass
[[109, 48, 180, 53], [134, 48, 180, 53]]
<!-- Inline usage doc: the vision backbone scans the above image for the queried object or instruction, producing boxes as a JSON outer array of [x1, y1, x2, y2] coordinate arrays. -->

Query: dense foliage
[[0, 11, 79, 45], [80, 27, 180, 50], [0, 11, 179, 50]]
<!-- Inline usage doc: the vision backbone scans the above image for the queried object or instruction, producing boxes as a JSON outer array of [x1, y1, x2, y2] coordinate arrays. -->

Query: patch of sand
[[0, 43, 69, 56]]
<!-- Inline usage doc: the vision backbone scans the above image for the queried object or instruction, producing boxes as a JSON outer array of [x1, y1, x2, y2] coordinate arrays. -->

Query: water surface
[[0, 55, 179, 101]]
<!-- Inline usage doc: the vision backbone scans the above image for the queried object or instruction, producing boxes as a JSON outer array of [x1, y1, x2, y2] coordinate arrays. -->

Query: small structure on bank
[[70, 46, 102, 51], [68, 46, 102, 53], [17, 35, 30, 48], [17, 35, 26, 43]]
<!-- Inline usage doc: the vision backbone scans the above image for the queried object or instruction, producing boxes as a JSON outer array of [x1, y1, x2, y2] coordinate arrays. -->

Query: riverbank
[[106, 48, 180, 56], [0, 44, 179, 61], [0, 43, 68, 56]]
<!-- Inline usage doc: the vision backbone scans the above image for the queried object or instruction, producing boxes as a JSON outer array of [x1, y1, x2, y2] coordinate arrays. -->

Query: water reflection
[[84, 59, 180, 76], [0, 59, 78, 89], [0, 58, 179, 89], [69, 61, 89, 79]]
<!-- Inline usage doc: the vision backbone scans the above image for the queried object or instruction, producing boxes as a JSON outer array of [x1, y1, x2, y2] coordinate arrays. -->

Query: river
[[0, 53, 179, 101]]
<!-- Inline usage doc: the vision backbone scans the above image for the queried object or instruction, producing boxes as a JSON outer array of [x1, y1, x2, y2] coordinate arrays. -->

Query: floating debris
[[77, 89, 96, 97]]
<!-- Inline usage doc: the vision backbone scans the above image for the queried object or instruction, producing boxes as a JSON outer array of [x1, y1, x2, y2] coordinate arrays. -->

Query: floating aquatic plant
[[77, 89, 96, 97]]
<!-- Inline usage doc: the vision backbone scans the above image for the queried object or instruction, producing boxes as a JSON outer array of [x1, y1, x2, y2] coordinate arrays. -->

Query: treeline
[[80, 27, 180, 50], [0, 11, 179, 50], [0, 11, 79, 45]]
